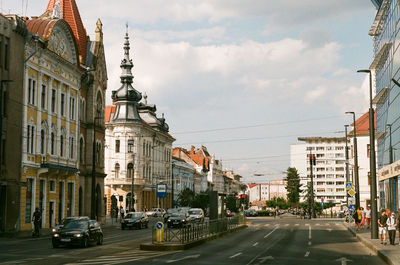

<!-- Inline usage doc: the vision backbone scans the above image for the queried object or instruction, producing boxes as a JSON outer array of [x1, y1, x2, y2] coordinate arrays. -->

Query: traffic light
[[241, 194, 245, 199], [235, 194, 239, 199], [308, 154, 316, 166]]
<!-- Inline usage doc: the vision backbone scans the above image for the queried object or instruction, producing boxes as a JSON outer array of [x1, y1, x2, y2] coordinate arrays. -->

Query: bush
[[257, 210, 272, 216]]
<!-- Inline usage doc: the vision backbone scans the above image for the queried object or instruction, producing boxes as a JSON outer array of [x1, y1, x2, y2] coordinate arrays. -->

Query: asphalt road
[[0, 217, 386, 265]]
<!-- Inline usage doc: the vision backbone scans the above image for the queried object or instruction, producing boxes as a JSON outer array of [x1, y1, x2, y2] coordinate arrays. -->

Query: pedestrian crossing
[[63, 249, 180, 265], [252, 222, 343, 229]]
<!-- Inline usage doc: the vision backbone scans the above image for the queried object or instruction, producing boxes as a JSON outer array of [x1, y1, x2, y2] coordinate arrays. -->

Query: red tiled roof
[[26, 18, 57, 40], [348, 110, 376, 136], [105, 106, 115, 123], [46, 0, 88, 64], [248, 184, 258, 188]]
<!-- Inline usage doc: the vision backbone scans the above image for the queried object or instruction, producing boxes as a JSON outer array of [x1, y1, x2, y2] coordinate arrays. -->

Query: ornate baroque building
[[19, 0, 107, 233], [104, 30, 174, 213]]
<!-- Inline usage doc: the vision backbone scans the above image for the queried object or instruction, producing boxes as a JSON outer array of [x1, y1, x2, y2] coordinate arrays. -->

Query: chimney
[[190, 145, 195, 155]]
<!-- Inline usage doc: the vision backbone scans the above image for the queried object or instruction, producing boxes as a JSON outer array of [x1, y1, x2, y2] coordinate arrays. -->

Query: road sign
[[321, 202, 324, 207], [321, 197, 324, 203], [348, 197, 355, 205], [156, 184, 167, 198], [348, 188, 356, 197], [345, 182, 353, 191], [349, 205, 355, 212]]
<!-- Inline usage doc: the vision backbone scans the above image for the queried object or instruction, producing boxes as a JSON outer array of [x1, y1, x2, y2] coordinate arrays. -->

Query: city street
[[0, 217, 386, 265]]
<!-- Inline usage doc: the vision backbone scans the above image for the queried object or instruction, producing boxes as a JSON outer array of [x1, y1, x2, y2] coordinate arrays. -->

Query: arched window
[[96, 142, 101, 165], [40, 129, 45, 154], [96, 91, 103, 118], [60, 135, 64, 156], [51, 132, 55, 155], [127, 163, 133, 179], [79, 138, 84, 163], [115, 163, 120, 178]]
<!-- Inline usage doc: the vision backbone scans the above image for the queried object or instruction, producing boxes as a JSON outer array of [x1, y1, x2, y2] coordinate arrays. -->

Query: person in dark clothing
[[32, 207, 42, 237], [378, 209, 388, 245]]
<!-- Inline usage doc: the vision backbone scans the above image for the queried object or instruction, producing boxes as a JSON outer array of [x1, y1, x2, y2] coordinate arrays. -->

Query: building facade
[[104, 30, 174, 213], [247, 180, 287, 205], [290, 137, 347, 205], [0, 14, 27, 234], [172, 157, 195, 206], [369, 0, 400, 211]]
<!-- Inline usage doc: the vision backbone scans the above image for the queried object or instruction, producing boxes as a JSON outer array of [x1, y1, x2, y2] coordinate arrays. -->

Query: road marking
[[258, 256, 274, 262], [308, 241, 311, 246], [285, 224, 289, 227], [274, 223, 279, 227], [309, 224, 312, 240], [253, 242, 259, 246], [336, 257, 352, 265], [264, 224, 270, 227], [304, 251, 310, 257], [264, 227, 278, 238], [305, 223, 310, 226], [166, 254, 201, 263], [295, 224, 299, 226], [327, 228, 332, 232], [229, 252, 242, 259], [336, 223, 341, 226]]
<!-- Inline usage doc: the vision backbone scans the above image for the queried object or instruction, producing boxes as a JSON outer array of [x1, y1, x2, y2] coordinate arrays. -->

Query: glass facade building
[[372, 0, 400, 211]]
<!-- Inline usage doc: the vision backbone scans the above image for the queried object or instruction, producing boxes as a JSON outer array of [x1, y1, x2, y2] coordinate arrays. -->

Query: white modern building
[[290, 137, 347, 205], [247, 180, 287, 203]]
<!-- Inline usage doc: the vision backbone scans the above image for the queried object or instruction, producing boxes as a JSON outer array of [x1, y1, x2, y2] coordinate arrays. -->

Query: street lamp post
[[345, 125, 350, 207], [358, 69, 378, 239], [345, 111, 360, 209]]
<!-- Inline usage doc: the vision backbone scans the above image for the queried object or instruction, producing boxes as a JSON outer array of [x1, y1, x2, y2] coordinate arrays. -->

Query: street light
[[357, 69, 378, 239], [345, 111, 360, 209], [344, 125, 350, 207]]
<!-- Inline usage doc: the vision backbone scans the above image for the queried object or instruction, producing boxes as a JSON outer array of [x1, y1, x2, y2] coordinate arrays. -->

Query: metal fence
[[152, 215, 246, 244]]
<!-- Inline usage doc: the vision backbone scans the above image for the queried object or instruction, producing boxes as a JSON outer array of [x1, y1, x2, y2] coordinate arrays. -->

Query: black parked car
[[121, 212, 149, 230], [51, 216, 90, 233], [52, 220, 103, 248], [167, 212, 191, 228]]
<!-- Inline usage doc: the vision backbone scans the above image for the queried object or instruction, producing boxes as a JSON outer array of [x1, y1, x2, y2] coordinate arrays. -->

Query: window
[[60, 135, 64, 156], [4, 37, 9, 70], [367, 144, 370, 158], [128, 140, 134, 153], [368, 172, 371, 185], [335, 146, 344, 150], [67, 183, 74, 217], [1, 139, 5, 165], [49, 180, 55, 192], [61, 93, 65, 116], [25, 178, 33, 223], [27, 125, 35, 154], [51, 89, 56, 112], [79, 138, 84, 163], [127, 163, 133, 179], [115, 140, 120, 153], [40, 129, 45, 154], [28, 79, 36, 105], [41, 84, 46, 109], [69, 96, 75, 120], [96, 142, 101, 164], [51, 132, 55, 155], [115, 163, 120, 178], [69, 137, 74, 159], [1, 85, 7, 117]]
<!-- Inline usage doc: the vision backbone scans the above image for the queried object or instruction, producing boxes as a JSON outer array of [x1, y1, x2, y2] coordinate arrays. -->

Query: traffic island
[[140, 223, 247, 251]]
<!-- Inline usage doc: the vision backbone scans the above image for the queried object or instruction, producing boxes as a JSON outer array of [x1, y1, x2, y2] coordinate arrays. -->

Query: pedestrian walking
[[300, 207, 305, 219], [378, 209, 388, 245], [31, 207, 42, 237], [360, 207, 365, 229], [365, 205, 371, 229], [353, 207, 361, 231], [387, 212, 397, 245], [120, 206, 125, 221]]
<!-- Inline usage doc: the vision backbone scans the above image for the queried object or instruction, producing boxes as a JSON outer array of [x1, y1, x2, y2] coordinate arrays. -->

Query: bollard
[[155, 222, 164, 243]]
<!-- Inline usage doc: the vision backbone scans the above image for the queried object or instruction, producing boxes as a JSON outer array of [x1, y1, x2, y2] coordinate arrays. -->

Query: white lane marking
[[336, 223, 340, 226], [295, 224, 299, 226], [166, 254, 201, 263], [274, 223, 279, 227], [285, 224, 289, 227], [305, 223, 310, 226], [327, 228, 332, 232], [253, 242, 259, 246], [264, 224, 270, 227], [309, 224, 312, 240], [304, 251, 310, 257], [316, 223, 320, 226], [336, 257, 352, 265], [308, 241, 311, 246], [264, 226, 279, 238], [229, 252, 242, 259]]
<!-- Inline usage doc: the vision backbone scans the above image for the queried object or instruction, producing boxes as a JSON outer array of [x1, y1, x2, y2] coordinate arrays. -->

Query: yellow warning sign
[[348, 188, 356, 197]]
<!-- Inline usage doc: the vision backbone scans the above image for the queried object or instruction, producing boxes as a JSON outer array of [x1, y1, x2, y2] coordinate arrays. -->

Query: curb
[[140, 225, 248, 251], [343, 223, 394, 265]]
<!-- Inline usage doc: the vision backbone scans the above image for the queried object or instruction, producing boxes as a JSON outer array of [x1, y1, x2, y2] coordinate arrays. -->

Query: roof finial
[[144, 92, 148, 104]]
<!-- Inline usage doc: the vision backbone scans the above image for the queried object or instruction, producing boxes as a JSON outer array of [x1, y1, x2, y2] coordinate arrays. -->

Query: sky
[[4, 0, 377, 183]]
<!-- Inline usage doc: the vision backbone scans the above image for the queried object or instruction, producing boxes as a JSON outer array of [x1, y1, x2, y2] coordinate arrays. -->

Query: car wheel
[[97, 234, 103, 245], [82, 237, 88, 248], [52, 241, 59, 248]]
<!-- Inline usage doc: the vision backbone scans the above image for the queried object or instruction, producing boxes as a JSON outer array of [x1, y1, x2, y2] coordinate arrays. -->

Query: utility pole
[[345, 125, 350, 207], [346, 111, 360, 209]]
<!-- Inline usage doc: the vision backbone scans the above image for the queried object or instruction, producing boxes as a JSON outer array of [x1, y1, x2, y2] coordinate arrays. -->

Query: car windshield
[[188, 210, 201, 215], [64, 221, 88, 229], [171, 212, 186, 217], [126, 213, 142, 218]]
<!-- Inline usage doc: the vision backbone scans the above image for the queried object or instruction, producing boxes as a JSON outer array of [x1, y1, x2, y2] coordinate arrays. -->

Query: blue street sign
[[321, 202, 324, 207], [156, 184, 167, 198], [348, 205, 355, 212], [345, 182, 353, 191], [156, 221, 164, 230]]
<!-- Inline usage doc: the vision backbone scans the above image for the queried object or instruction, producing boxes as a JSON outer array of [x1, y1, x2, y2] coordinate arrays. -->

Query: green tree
[[177, 188, 195, 207], [285, 167, 302, 205], [266, 197, 289, 209], [192, 191, 209, 210], [226, 194, 239, 212]]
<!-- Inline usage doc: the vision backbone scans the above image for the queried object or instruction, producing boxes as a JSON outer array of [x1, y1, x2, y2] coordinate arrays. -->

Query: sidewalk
[[344, 223, 400, 265]]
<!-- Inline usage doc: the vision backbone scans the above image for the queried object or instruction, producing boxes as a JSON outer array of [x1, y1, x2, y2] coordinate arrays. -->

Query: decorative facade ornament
[[52, 1, 62, 19]]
